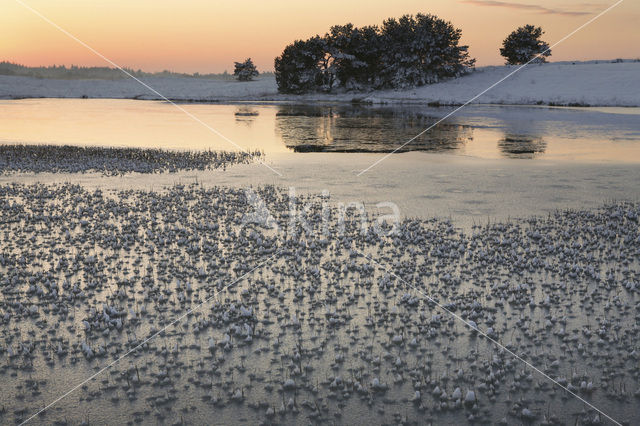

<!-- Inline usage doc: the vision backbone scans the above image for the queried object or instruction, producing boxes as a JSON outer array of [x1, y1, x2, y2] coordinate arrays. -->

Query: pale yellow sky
[[1, 0, 638, 73]]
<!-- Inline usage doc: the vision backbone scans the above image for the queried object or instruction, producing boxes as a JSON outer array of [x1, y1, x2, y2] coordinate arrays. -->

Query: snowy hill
[[1, 60, 639, 107], [364, 60, 640, 106]]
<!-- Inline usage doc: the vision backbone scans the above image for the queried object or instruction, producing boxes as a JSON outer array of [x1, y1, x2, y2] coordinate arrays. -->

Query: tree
[[233, 58, 259, 81], [324, 24, 382, 90], [500, 25, 551, 65], [274, 37, 332, 93], [378, 14, 474, 89]]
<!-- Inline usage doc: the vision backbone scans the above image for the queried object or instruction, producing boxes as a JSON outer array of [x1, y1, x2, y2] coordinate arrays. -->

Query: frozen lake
[[2, 99, 640, 226], [1, 98, 640, 425], [1, 98, 640, 161]]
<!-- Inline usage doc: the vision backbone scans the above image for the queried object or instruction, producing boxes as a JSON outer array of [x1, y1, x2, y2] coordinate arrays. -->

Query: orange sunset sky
[[2, 0, 638, 73]]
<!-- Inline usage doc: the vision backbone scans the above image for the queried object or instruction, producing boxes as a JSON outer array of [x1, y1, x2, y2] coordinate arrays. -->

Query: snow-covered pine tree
[[378, 14, 474, 89], [500, 25, 551, 65], [233, 58, 259, 81], [274, 37, 331, 93], [325, 24, 382, 90]]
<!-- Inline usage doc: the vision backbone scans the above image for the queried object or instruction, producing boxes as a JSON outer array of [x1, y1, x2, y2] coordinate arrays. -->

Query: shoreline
[[3, 94, 638, 108], [3, 151, 640, 228], [2, 60, 639, 107]]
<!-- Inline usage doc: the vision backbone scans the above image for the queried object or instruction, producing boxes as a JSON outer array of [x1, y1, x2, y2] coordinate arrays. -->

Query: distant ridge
[[0, 61, 275, 80]]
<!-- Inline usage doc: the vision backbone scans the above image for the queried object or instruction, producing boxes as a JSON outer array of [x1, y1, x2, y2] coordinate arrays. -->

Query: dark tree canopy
[[378, 14, 474, 88], [325, 24, 382, 90], [500, 25, 551, 65], [274, 37, 330, 94], [233, 58, 259, 81], [274, 13, 475, 93]]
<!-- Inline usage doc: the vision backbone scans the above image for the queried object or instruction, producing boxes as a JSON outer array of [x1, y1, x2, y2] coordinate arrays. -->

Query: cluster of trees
[[274, 14, 475, 93], [270, 12, 554, 93]]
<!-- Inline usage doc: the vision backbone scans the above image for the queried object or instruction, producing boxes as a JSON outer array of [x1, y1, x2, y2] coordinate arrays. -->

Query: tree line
[[0, 61, 246, 80], [274, 14, 475, 93], [266, 15, 552, 93]]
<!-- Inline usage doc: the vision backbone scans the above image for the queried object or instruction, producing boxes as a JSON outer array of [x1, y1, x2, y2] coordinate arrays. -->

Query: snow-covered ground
[[0, 75, 278, 101], [368, 61, 640, 106], [1, 60, 639, 106]]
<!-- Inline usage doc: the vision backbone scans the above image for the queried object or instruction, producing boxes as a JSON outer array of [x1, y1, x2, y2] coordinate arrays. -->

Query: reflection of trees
[[234, 106, 259, 126], [275, 105, 473, 152], [498, 134, 546, 158]]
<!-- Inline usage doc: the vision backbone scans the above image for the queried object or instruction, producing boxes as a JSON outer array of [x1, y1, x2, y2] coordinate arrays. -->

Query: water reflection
[[1, 99, 639, 162], [275, 105, 473, 153], [234, 106, 259, 126], [498, 135, 547, 158]]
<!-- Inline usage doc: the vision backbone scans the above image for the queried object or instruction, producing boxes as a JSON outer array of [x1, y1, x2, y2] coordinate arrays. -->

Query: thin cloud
[[460, 0, 606, 16]]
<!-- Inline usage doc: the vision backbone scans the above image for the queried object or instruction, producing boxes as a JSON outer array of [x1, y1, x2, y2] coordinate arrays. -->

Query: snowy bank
[[1, 60, 639, 106], [0, 75, 277, 101], [365, 60, 640, 107]]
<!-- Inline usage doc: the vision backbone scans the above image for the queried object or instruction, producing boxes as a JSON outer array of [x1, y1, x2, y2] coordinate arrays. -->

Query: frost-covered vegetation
[[0, 145, 262, 175], [274, 13, 475, 93], [0, 182, 638, 424]]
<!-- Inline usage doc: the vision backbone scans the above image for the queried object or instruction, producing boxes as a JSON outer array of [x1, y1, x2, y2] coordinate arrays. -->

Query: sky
[[1, 0, 638, 73]]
